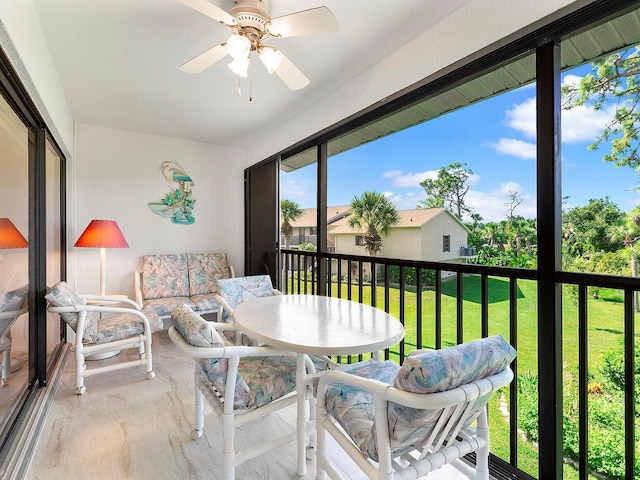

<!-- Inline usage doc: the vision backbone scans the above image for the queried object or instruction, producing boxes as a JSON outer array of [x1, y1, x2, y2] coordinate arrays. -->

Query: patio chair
[[169, 304, 316, 480], [316, 335, 516, 480], [0, 284, 28, 386], [45, 281, 163, 394], [214, 274, 282, 345]]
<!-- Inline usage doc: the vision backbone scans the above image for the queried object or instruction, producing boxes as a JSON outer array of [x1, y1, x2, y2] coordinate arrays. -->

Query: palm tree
[[348, 191, 400, 256], [280, 199, 302, 249]]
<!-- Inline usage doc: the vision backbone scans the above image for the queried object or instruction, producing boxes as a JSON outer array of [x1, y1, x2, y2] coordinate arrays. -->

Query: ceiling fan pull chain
[[249, 56, 253, 102], [237, 74, 241, 97]]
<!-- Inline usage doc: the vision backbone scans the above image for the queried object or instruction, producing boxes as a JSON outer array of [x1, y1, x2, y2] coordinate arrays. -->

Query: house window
[[299, 227, 306, 243], [355, 235, 364, 246], [310, 227, 317, 235], [443, 235, 450, 252]]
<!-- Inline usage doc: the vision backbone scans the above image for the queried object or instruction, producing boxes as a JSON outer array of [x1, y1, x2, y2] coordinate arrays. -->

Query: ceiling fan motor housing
[[230, 0, 271, 47]]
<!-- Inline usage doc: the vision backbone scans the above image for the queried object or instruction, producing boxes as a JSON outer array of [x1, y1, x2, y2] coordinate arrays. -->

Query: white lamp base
[[85, 350, 121, 361]]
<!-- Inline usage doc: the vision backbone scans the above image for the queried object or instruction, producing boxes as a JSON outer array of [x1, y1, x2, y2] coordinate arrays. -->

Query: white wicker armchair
[[169, 304, 319, 480], [45, 281, 162, 394], [316, 335, 516, 480]]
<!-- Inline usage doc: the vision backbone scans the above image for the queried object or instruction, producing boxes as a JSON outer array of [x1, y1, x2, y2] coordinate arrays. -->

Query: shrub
[[379, 265, 436, 287]]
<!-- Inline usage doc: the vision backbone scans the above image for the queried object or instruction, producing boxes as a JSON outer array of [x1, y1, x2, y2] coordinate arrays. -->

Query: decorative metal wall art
[[148, 160, 196, 224]]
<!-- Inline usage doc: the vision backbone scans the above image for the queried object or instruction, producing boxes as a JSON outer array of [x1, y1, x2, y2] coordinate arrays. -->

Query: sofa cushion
[[143, 296, 194, 317], [190, 293, 221, 313], [44, 281, 99, 343], [171, 304, 224, 347], [393, 335, 516, 394], [142, 254, 189, 300], [187, 253, 232, 296]]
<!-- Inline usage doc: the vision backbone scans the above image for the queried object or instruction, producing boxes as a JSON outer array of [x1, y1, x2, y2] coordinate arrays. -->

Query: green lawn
[[290, 274, 632, 478]]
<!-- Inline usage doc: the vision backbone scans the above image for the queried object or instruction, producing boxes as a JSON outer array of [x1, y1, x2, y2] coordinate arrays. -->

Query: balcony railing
[[280, 248, 638, 480]]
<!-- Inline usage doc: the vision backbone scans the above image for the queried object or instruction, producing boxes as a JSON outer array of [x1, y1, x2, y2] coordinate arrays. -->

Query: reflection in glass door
[[0, 92, 29, 435], [46, 140, 63, 364]]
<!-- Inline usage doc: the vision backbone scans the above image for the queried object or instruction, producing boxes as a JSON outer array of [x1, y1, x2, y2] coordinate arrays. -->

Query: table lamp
[[0, 218, 28, 253], [74, 219, 129, 296]]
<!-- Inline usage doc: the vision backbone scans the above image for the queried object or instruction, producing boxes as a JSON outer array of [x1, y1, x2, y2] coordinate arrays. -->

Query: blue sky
[[281, 66, 640, 223]]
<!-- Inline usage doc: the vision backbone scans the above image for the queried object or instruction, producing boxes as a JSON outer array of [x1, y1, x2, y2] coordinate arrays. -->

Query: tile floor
[[24, 330, 476, 479]]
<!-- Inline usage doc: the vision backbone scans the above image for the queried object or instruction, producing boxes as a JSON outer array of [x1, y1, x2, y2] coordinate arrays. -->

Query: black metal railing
[[280, 248, 638, 480]]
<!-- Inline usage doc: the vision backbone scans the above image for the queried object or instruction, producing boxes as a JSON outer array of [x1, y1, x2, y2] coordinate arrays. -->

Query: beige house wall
[[421, 213, 469, 261], [333, 211, 468, 263], [378, 228, 423, 260]]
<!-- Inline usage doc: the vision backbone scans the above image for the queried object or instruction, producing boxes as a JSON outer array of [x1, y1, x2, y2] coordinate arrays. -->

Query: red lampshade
[[0, 218, 28, 249], [74, 220, 129, 248]]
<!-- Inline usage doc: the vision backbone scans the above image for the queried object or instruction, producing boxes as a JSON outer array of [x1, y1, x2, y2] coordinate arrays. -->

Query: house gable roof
[[289, 206, 351, 228], [329, 208, 471, 234]]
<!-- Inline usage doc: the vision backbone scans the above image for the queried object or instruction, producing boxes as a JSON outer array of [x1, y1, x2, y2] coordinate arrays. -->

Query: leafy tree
[[348, 191, 400, 256], [562, 46, 640, 176], [419, 162, 475, 219], [610, 206, 640, 309], [280, 199, 302, 249], [562, 197, 625, 258], [465, 213, 484, 249]]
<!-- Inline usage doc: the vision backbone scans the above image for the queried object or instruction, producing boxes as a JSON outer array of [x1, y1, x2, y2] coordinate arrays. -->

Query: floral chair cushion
[[96, 307, 164, 344], [323, 360, 401, 461], [142, 254, 189, 300], [172, 304, 224, 347], [216, 275, 275, 323], [172, 301, 298, 412], [198, 355, 298, 411], [187, 253, 232, 296], [44, 281, 99, 343], [0, 284, 28, 312], [393, 335, 516, 393], [324, 336, 517, 462]]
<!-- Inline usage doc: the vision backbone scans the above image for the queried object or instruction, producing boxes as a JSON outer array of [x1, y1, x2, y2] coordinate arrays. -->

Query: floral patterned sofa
[[134, 252, 235, 321]]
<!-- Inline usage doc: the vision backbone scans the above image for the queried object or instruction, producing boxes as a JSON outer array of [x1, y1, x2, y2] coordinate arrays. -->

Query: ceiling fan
[[177, 0, 338, 91]]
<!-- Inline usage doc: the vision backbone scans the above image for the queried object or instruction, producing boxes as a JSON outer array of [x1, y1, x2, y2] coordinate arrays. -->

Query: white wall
[[71, 123, 245, 298], [246, 0, 593, 165], [0, 0, 74, 156]]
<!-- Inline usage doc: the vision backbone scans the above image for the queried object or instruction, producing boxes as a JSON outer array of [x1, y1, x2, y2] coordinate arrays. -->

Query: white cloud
[[388, 191, 426, 210], [465, 183, 536, 222], [504, 94, 616, 145], [562, 104, 615, 143], [382, 169, 437, 187], [280, 179, 315, 205], [489, 138, 536, 159], [504, 98, 537, 139], [562, 74, 583, 88]]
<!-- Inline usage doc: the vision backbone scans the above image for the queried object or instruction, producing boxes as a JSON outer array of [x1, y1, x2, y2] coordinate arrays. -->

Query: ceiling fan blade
[[269, 7, 338, 38], [180, 44, 229, 73], [274, 53, 310, 90], [177, 0, 236, 25]]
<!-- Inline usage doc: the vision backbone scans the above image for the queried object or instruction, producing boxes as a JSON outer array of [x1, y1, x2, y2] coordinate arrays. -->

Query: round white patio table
[[233, 294, 405, 476]]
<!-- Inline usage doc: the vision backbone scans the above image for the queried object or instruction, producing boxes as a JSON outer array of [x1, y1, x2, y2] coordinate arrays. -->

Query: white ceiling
[[32, 0, 469, 148]]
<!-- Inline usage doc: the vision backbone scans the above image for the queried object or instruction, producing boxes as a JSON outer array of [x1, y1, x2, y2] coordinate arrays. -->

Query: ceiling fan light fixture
[[258, 46, 284, 74], [228, 57, 250, 77], [227, 34, 251, 60]]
